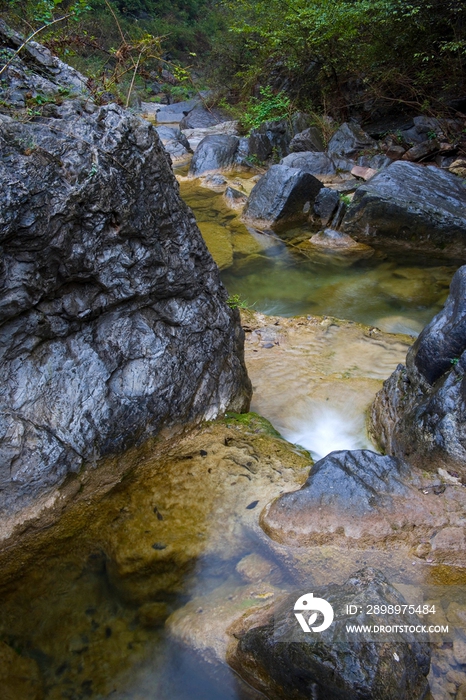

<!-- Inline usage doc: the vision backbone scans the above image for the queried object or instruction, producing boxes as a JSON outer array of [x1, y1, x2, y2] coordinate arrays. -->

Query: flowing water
[[1, 171, 463, 700]]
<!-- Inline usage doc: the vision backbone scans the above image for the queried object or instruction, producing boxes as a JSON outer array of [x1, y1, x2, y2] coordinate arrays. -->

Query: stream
[[0, 171, 463, 700]]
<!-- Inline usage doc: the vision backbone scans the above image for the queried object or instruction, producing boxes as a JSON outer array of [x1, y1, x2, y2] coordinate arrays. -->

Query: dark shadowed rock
[[0, 98, 251, 520], [280, 151, 336, 176], [229, 567, 431, 700], [328, 122, 377, 157], [371, 265, 466, 478], [402, 139, 440, 162], [248, 119, 291, 162], [179, 106, 228, 129], [342, 161, 466, 258], [289, 127, 325, 152], [188, 134, 240, 177], [241, 165, 323, 229], [313, 187, 340, 224]]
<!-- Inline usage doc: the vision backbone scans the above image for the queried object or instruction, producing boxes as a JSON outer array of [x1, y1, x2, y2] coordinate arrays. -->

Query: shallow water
[[179, 176, 459, 334], [1, 174, 463, 700]]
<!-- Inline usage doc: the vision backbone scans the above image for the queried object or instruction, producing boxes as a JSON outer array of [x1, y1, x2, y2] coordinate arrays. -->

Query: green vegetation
[[218, 0, 466, 116], [1, 0, 465, 120], [241, 86, 291, 132], [226, 293, 252, 310]]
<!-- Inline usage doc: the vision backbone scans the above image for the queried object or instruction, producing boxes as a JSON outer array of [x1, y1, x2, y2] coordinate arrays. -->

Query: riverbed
[[0, 170, 463, 700]]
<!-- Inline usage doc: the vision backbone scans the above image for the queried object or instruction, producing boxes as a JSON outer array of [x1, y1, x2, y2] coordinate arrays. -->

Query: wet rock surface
[[342, 161, 466, 258], [328, 121, 378, 157], [0, 78, 251, 523], [242, 165, 323, 229], [188, 134, 240, 177], [372, 264, 466, 479], [229, 568, 431, 700]]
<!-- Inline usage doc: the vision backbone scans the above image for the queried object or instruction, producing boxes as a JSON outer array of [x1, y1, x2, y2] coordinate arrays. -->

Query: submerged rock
[[0, 58, 251, 524], [223, 186, 247, 210], [308, 228, 374, 256], [371, 265, 466, 479], [0, 640, 44, 700], [242, 165, 322, 230], [98, 415, 311, 603], [342, 161, 466, 258], [229, 568, 431, 700]]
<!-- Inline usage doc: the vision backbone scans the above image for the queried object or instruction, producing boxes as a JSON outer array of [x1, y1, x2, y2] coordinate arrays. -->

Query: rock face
[[229, 568, 431, 700], [154, 125, 192, 163], [289, 126, 325, 152], [242, 165, 322, 229], [328, 121, 377, 157], [372, 265, 466, 479], [280, 151, 336, 176], [342, 161, 466, 258], [0, 20, 87, 108], [188, 134, 240, 177], [0, 97, 251, 519]]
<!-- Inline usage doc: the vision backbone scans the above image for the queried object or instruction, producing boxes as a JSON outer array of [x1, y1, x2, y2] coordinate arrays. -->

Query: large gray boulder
[[242, 165, 323, 229], [372, 265, 466, 479], [0, 99, 251, 519], [280, 151, 336, 176], [179, 105, 228, 129], [342, 161, 466, 258], [328, 121, 377, 157], [229, 567, 431, 700], [289, 126, 325, 152], [188, 134, 240, 177]]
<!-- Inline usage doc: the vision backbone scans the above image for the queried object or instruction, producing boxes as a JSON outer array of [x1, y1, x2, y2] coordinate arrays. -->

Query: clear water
[[179, 176, 459, 334], [0, 176, 462, 700]]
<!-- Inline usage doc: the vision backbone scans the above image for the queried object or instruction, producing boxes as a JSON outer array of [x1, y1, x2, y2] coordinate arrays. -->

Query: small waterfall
[[281, 404, 372, 461]]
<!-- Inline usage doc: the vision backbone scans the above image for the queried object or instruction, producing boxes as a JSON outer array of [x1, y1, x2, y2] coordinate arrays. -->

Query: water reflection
[[178, 175, 459, 333]]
